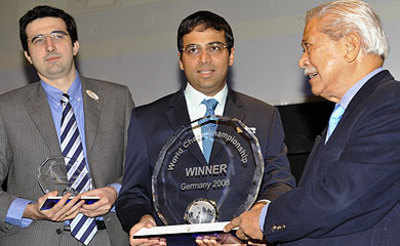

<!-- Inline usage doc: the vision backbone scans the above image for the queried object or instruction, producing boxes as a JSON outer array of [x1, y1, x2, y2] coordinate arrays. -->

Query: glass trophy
[[37, 157, 99, 210], [135, 116, 264, 243], [37, 156, 77, 196]]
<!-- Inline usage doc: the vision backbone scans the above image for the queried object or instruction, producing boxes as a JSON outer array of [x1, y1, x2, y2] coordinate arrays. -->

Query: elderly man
[[225, 0, 400, 245], [0, 5, 133, 246]]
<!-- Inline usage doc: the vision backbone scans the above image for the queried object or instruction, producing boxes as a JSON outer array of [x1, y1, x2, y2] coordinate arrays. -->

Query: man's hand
[[79, 186, 117, 217], [129, 215, 166, 246], [196, 233, 243, 246], [196, 233, 267, 246], [224, 203, 265, 241], [23, 191, 84, 221]]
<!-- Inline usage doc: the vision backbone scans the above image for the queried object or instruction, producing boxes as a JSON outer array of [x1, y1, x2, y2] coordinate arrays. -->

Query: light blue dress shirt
[[5, 72, 119, 227], [258, 67, 384, 231]]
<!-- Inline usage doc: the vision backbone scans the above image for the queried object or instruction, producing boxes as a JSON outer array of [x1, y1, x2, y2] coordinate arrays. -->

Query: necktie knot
[[61, 93, 70, 105], [202, 98, 218, 116]]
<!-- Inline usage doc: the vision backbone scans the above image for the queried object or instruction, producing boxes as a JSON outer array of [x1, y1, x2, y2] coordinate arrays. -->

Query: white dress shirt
[[184, 82, 228, 151]]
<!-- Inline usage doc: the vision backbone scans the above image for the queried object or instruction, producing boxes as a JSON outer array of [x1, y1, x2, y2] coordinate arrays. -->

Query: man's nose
[[45, 36, 56, 52], [199, 49, 212, 64], [298, 52, 309, 68]]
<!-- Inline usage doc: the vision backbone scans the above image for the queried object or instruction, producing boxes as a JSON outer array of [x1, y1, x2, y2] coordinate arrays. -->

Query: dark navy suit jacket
[[116, 89, 295, 232], [264, 70, 400, 246]]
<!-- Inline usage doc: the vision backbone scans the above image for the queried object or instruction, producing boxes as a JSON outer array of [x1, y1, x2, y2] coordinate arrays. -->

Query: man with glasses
[[0, 5, 133, 246], [116, 10, 295, 245]]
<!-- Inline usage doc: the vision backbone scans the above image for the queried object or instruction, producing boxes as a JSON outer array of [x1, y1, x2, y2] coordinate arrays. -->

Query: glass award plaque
[[135, 116, 264, 242], [37, 156, 99, 210], [37, 156, 77, 196]]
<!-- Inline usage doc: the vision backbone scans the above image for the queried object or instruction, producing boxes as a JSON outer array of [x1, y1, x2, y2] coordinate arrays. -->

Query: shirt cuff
[[259, 202, 270, 233], [108, 183, 121, 213], [108, 183, 121, 194], [5, 198, 33, 228]]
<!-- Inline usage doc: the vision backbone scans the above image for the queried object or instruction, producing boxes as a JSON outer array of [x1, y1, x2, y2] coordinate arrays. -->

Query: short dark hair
[[19, 5, 78, 52], [177, 10, 234, 53]]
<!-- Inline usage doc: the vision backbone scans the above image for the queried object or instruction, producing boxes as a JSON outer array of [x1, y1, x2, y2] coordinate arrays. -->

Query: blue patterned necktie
[[60, 94, 97, 245], [200, 98, 218, 163], [326, 104, 344, 143]]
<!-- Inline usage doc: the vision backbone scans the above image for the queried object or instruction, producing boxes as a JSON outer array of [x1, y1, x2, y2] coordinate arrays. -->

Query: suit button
[[56, 228, 63, 234]]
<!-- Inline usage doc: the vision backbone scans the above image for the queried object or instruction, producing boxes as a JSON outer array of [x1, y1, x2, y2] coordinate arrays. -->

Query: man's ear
[[343, 32, 361, 63], [178, 52, 184, 71], [73, 41, 80, 56], [228, 47, 235, 66], [24, 51, 33, 64]]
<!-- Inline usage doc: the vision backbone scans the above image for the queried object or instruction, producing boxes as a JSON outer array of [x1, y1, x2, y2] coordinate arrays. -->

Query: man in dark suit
[[0, 6, 133, 246], [225, 1, 400, 245], [116, 10, 295, 246]]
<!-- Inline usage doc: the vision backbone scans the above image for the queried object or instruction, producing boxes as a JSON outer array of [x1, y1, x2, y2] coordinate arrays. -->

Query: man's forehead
[[192, 24, 223, 32], [183, 27, 226, 45], [26, 17, 67, 35], [302, 17, 321, 40]]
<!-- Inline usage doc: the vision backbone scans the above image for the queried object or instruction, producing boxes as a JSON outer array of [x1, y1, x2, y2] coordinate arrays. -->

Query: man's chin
[[310, 87, 322, 97]]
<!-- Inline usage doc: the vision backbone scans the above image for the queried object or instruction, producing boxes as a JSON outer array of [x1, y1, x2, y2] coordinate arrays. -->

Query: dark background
[[278, 100, 333, 183]]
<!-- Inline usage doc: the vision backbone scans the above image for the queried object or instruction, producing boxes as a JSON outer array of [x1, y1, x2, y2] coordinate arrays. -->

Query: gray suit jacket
[[0, 77, 133, 246]]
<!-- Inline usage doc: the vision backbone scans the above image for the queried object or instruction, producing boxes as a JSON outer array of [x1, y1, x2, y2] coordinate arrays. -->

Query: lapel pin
[[86, 90, 99, 101]]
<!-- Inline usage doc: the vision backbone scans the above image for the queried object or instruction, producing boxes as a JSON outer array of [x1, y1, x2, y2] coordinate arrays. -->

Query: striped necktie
[[60, 94, 97, 245], [325, 104, 344, 143], [200, 98, 218, 163]]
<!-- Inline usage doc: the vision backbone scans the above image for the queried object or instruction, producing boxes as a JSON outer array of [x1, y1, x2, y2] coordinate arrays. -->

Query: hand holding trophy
[[37, 156, 98, 211]]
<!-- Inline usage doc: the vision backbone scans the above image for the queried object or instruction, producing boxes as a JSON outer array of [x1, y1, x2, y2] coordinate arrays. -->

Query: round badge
[[184, 198, 218, 224]]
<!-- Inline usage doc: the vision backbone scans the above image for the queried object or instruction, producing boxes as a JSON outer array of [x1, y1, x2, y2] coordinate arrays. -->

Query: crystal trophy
[[37, 156, 99, 210], [136, 116, 264, 241], [37, 156, 78, 196]]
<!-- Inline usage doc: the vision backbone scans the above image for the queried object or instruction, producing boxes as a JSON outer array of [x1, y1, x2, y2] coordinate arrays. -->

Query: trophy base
[[40, 196, 99, 210], [134, 222, 236, 246], [134, 221, 229, 237]]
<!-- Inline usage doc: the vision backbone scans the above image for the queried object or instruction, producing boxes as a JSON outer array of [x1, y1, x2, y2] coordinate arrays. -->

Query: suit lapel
[[81, 77, 103, 153], [24, 83, 62, 156], [298, 134, 323, 185], [341, 70, 392, 123], [166, 90, 206, 164], [210, 90, 246, 161], [165, 90, 191, 131], [223, 90, 245, 121]]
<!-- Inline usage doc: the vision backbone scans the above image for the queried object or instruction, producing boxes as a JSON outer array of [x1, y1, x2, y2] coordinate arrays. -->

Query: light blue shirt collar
[[40, 72, 82, 103], [338, 67, 384, 110]]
